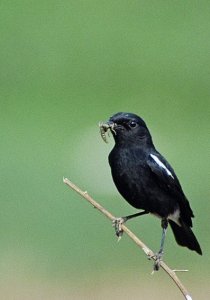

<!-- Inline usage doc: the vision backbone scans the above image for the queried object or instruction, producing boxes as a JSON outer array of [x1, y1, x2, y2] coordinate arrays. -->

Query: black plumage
[[100, 112, 202, 268]]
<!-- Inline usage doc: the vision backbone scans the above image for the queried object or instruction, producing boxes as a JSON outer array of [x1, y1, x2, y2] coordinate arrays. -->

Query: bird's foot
[[112, 217, 126, 241], [153, 251, 163, 271]]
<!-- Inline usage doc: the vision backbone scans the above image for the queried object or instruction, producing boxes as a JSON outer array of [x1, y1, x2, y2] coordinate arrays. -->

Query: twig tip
[[186, 295, 192, 300], [173, 269, 189, 273], [63, 177, 67, 183]]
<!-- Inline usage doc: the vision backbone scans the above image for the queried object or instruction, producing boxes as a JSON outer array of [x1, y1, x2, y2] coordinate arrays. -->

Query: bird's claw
[[112, 217, 126, 239], [153, 251, 163, 271]]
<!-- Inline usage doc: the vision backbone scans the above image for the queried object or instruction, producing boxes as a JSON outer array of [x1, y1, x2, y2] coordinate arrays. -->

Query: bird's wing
[[147, 152, 194, 225], [147, 153, 180, 190]]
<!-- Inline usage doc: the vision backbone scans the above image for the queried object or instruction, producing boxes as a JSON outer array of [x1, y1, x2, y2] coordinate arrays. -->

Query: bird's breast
[[109, 147, 149, 209]]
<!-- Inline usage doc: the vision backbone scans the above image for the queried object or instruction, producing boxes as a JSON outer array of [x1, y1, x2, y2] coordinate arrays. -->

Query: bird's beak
[[99, 120, 116, 143]]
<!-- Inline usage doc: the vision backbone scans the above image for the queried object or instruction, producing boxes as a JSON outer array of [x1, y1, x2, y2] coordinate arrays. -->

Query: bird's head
[[99, 112, 153, 146]]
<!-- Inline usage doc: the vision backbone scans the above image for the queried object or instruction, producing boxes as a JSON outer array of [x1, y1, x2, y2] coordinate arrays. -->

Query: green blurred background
[[1, 1, 210, 299]]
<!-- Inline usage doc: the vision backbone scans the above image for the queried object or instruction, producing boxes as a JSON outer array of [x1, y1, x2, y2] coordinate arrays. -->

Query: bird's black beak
[[99, 120, 116, 143]]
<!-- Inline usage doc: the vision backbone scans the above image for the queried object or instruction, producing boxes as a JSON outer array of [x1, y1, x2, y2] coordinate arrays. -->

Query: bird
[[99, 112, 202, 270]]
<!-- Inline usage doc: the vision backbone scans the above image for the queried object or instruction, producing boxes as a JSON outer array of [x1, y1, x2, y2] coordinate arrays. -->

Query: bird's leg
[[113, 211, 149, 240], [153, 218, 168, 271]]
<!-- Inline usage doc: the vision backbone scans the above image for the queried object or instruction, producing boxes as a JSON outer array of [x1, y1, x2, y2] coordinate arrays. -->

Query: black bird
[[99, 112, 202, 269]]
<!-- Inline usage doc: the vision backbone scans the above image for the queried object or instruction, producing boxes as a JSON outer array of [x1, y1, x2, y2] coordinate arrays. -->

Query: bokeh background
[[1, 1, 210, 299]]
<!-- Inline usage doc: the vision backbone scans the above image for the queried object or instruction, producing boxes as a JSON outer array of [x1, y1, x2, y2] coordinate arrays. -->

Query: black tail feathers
[[169, 220, 202, 255]]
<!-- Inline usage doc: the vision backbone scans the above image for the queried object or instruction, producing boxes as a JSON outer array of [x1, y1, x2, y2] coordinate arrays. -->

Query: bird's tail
[[169, 220, 202, 255]]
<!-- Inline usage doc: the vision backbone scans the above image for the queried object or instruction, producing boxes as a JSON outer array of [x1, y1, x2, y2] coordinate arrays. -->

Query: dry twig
[[63, 177, 193, 300]]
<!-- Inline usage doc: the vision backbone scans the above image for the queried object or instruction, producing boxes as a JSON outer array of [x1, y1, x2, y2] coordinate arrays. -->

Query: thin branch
[[63, 177, 192, 300]]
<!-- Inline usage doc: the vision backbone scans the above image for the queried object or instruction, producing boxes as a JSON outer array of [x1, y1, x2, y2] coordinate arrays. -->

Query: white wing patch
[[168, 209, 181, 225], [150, 154, 174, 179]]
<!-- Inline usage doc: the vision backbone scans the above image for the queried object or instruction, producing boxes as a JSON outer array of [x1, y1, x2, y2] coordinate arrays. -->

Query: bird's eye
[[129, 121, 137, 128]]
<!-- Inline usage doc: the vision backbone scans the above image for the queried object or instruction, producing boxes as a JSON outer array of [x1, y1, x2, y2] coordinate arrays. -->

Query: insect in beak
[[99, 121, 116, 143]]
